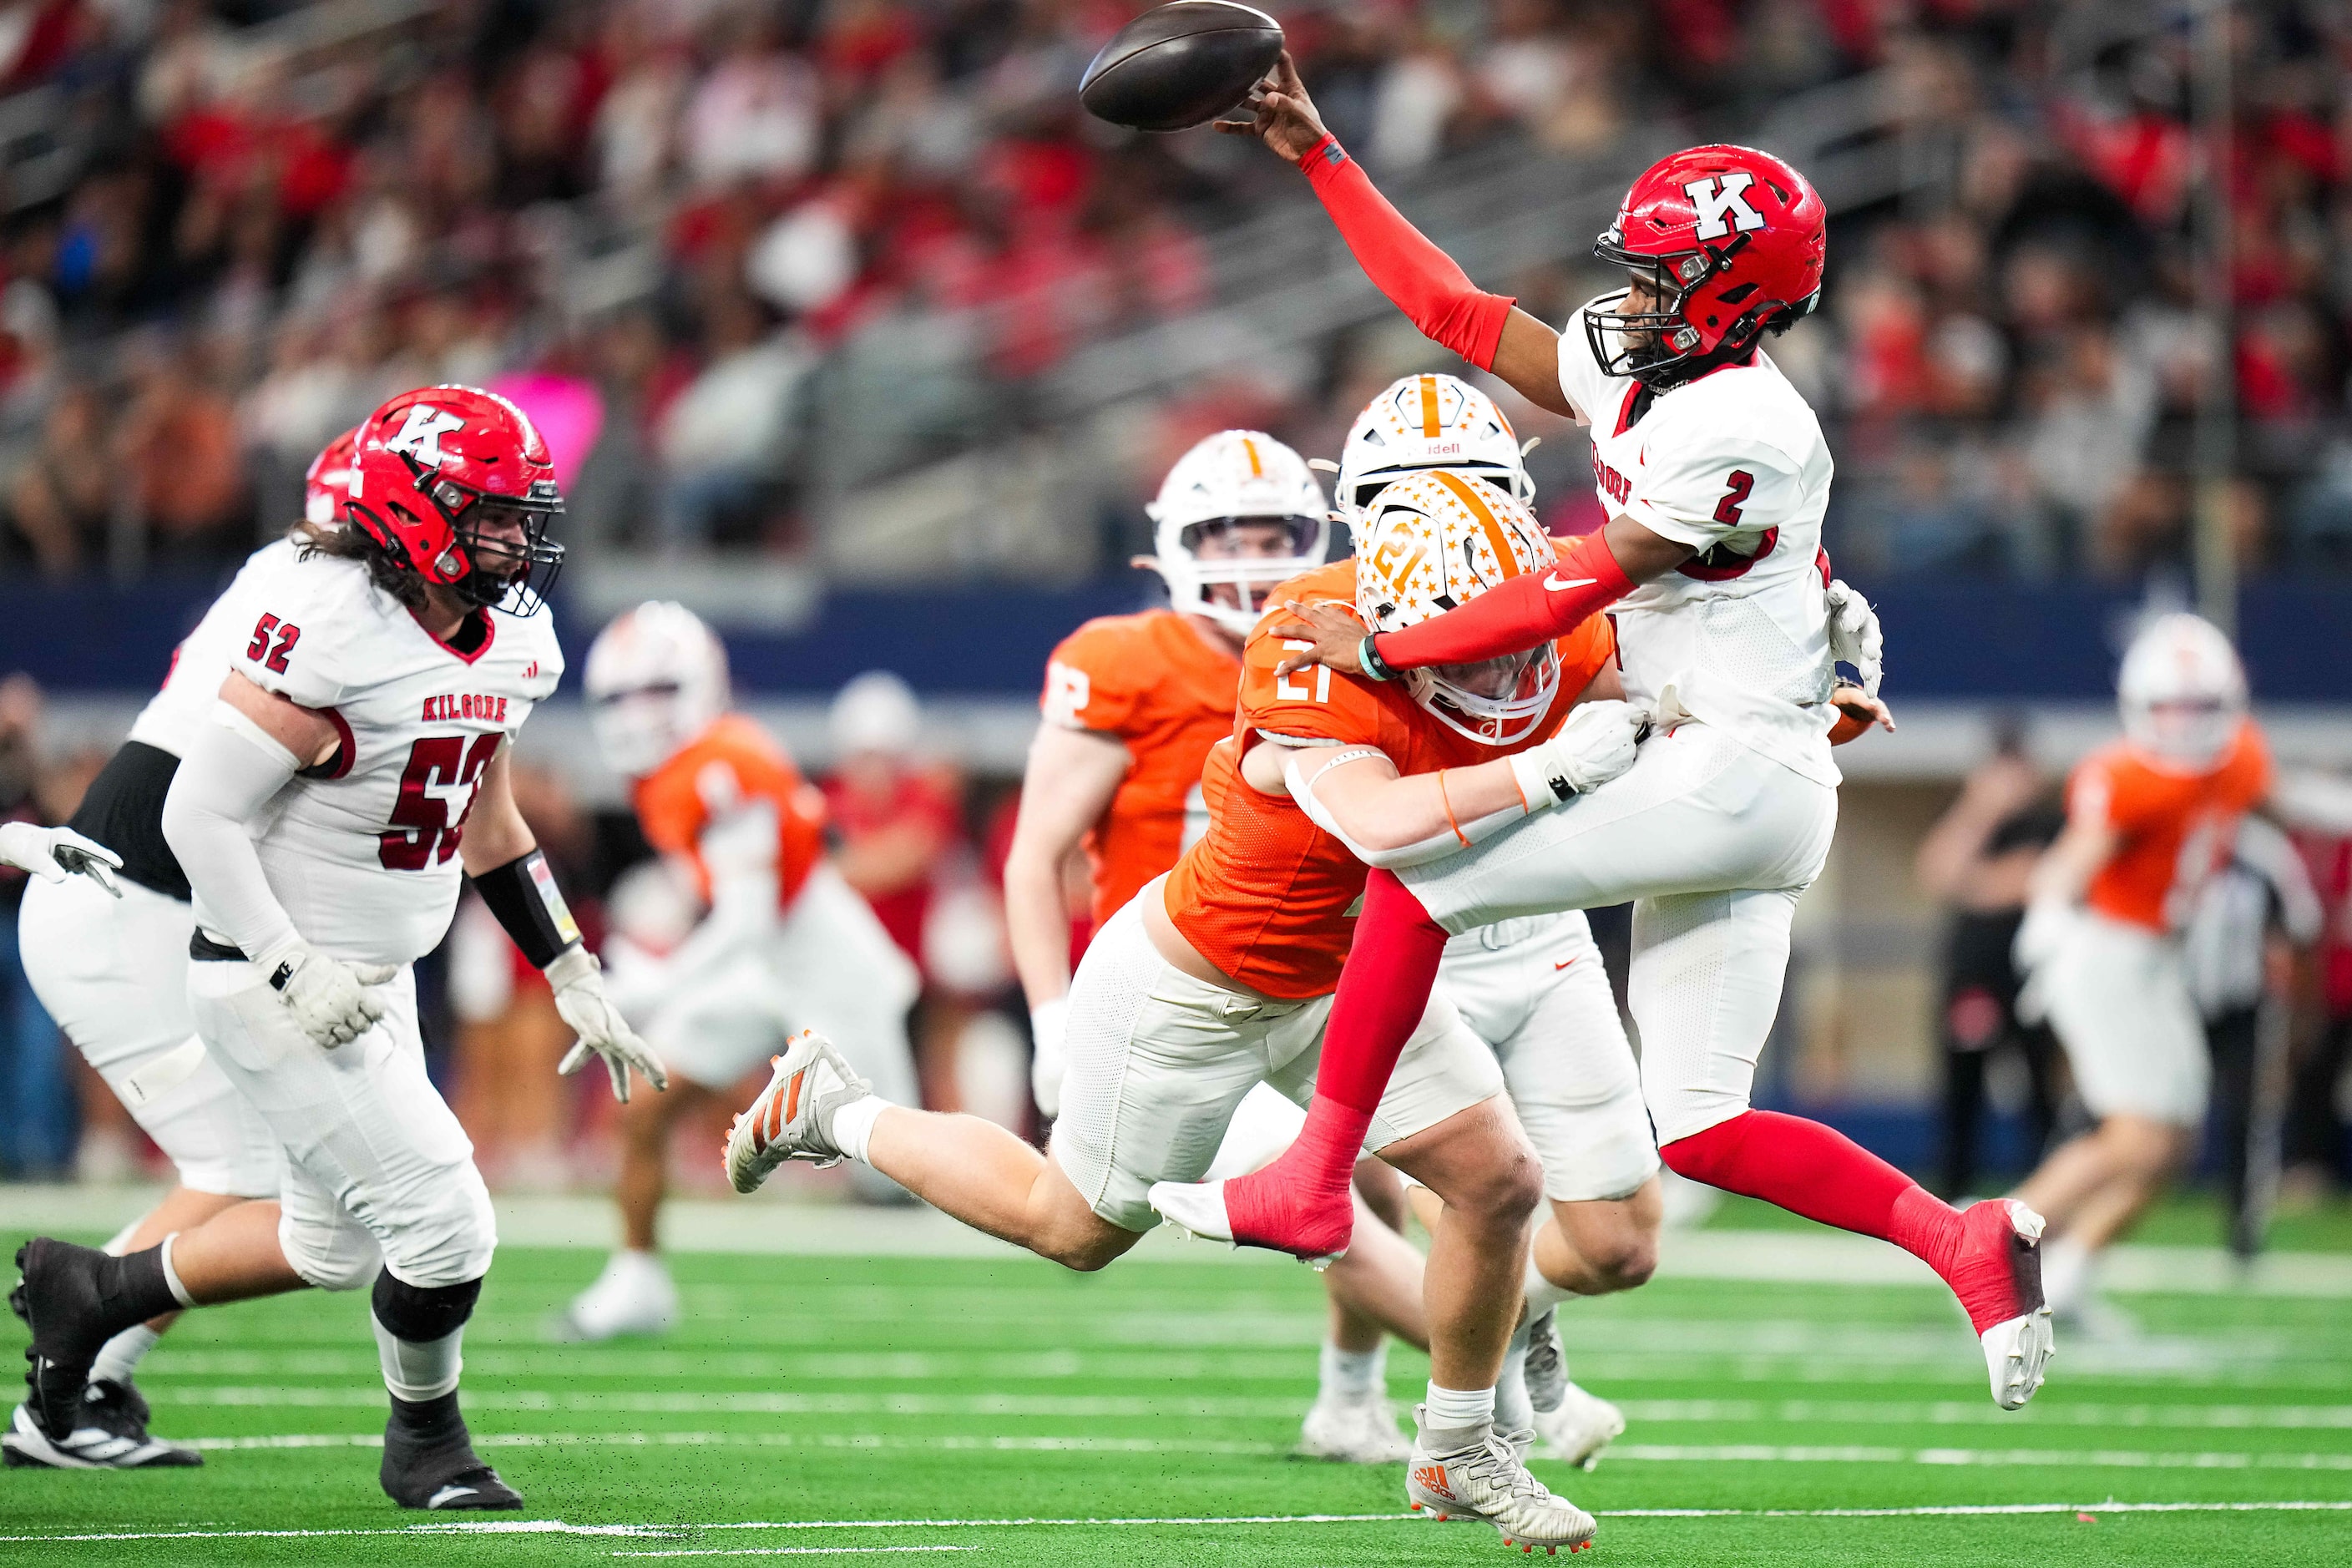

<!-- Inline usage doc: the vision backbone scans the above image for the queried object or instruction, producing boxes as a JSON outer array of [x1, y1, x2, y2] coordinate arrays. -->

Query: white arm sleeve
[[1282, 749, 1524, 871], [160, 702, 305, 963], [2272, 771, 2352, 837]]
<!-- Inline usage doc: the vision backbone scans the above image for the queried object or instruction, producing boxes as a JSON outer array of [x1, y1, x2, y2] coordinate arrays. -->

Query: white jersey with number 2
[[1557, 300, 1839, 787], [196, 546, 564, 968]]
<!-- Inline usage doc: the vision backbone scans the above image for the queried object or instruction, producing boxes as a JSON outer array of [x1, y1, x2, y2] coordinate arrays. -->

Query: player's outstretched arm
[[1003, 723, 1130, 1117], [0, 821, 121, 896], [462, 745, 668, 1102], [1222, 53, 1571, 416]]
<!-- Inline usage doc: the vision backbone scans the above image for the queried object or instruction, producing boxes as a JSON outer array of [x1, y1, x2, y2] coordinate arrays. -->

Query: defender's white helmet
[[1334, 373, 1532, 525], [584, 600, 731, 778], [1144, 429, 1328, 636], [2118, 611, 2248, 771], [1354, 470, 1560, 746]]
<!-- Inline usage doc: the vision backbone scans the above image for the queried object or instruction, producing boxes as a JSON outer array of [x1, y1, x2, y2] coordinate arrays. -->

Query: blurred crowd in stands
[[0, 0, 2341, 581]]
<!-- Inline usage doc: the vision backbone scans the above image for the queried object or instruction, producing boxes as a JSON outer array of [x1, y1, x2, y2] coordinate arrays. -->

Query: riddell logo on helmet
[[1425, 441, 1461, 456]]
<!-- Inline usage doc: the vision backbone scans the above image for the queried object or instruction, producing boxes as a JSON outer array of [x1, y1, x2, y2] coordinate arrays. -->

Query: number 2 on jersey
[[245, 614, 301, 675], [1712, 470, 1755, 526], [381, 734, 500, 871]]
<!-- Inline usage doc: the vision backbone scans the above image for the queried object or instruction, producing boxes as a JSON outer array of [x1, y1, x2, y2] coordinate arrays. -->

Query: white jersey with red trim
[[190, 547, 564, 968], [129, 538, 303, 759], [1558, 301, 1839, 787]]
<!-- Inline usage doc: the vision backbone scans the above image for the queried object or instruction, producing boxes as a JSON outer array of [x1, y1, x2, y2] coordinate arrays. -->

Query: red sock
[[1224, 872, 1448, 1256], [1661, 1110, 1963, 1273]]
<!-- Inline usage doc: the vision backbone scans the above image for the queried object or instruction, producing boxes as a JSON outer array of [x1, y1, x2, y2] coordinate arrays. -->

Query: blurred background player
[[563, 601, 919, 1341], [5, 431, 357, 1470]]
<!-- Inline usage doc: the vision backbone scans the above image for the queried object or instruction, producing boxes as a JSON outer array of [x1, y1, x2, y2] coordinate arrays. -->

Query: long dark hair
[[289, 519, 426, 612]]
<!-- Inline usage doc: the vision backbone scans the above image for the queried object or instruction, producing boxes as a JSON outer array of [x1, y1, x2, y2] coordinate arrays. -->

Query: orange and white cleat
[[1404, 1404, 1596, 1554], [723, 1030, 872, 1195]]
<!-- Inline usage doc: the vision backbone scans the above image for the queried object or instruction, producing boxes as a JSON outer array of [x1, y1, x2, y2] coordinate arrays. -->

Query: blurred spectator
[[0, 675, 73, 1176], [2286, 827, 2352, 1198], [1913, 727, 2065, 1198], [655, 291, 813, 552]]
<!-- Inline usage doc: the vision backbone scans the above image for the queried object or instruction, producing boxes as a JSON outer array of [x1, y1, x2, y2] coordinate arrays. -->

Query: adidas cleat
[[3, 1381, 201, 1469], [724, 1029, 872, 1195], [1298, 1392, 1411, 1464], [1404, 1404, 1596, 1554], [11, 1239, 114, 1442]]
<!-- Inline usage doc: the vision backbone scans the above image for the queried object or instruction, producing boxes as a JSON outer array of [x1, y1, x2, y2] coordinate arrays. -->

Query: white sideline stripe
[[615, 1551, 975, 1560], [9, 1502, 2352, 1545], [151, 1430, 2352, 1470]]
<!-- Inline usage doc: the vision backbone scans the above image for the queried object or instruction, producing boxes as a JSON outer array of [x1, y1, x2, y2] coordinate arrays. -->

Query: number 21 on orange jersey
[[1275, 641, 1333, 703]]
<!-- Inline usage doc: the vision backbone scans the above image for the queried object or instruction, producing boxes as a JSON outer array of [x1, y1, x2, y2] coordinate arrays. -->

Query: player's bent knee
[[372, 1270, 483, 1341], [281, 1210, 384, 1293], [1589, 1232, 1658, 1292]]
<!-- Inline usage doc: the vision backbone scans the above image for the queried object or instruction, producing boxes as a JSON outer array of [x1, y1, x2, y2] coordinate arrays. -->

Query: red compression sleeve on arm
[[1375, 528, 1633, 671], [1301, 135, 1515, 371]]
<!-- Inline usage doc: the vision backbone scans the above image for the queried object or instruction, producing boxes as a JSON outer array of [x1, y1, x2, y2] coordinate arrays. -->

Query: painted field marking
[[614, 1550, 976, 1560], [8, 1501, 2352, 1545]]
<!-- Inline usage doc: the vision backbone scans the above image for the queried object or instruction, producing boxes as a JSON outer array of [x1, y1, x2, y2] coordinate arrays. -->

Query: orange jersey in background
[[1042, 608, 1242, 927], [2071, 719, 2274, 933], [1165, 560, 1616, 999], [634, 713, 828, 908]]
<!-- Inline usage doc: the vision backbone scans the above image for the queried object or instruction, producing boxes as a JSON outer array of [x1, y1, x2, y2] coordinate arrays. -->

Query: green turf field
[[6, 1217, 2352, 1566]]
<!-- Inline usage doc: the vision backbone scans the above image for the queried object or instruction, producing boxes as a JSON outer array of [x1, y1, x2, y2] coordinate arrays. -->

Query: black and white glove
[[258, 937, 398, 1049], [549, 945, 670, 1104], [1825, 579, 1884, 697], [1508, 701, 1645, 809], [0, 822, 123, 897]]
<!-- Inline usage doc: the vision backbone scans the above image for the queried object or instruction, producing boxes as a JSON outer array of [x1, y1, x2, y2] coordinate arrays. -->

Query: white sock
[[1320, 1340, 1385, 1402], [372, 1318, 464, 1403], [90, 1323, 162, 1386], [830, 1095, 888, 1166], [1424, 1381, 1496, 1429], [1522, 1251, 1572, 1316]]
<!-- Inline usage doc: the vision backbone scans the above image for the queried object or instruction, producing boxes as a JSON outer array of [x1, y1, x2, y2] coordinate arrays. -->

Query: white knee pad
[[375, 1165, 498, 1288], [280, 1204, 384, 1293]]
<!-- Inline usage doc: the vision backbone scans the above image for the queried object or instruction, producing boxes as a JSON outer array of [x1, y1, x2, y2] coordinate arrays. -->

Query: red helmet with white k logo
[[347, 385, 566, 614], [303, 426, 361, 525], [1584, 144, 1826, 388]]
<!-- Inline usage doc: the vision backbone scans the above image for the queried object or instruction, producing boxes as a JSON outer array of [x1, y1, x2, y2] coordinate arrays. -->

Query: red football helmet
[[346, 385, 565, 614], [303, 426, 360, 525], [1584, 144, 1826, 387]]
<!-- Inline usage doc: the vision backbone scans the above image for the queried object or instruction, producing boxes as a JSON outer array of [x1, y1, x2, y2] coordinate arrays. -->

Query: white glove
[[0, 822, 123, 897], [2011, 897, 2080, 978], [258, 938, 398, 1050], [1029, 996, 1069, 1119], [1825, 579, 1884, 698], [549, 945, 670, 1103], [1509, 700, 1645, 809]]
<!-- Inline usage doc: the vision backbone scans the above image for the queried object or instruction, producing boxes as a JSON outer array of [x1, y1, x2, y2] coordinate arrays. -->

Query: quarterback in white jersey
[[1169, 57, 2053, 1425], [6, 437, 357, 1471], [11, 387, 663, 1511]]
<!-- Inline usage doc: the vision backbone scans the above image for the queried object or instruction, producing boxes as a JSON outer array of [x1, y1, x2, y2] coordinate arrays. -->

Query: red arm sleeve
[[1301, 136, 1515, 372], [1373, 529, 1634, 670]]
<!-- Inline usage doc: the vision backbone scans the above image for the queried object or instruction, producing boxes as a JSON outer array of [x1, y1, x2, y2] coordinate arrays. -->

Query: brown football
[[1079, 3, 1284, 134]]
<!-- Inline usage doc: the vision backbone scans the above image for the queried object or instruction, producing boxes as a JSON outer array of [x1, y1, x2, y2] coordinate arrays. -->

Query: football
[[1079, 2, 1284, 134]]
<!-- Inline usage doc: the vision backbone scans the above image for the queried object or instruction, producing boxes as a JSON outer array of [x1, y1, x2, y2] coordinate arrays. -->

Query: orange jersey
[[1164, 560, 1616, 999], [633, 713, 828, 908], [1042, 608, 1241, 927], [2071, 720, 2274, 932]]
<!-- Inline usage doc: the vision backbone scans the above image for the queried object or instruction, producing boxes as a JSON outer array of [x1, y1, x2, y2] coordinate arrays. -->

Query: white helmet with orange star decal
[[1332, 373, 1533, 525], [1353, 470, 1561, 746], [1144, 429, 1329, 637]]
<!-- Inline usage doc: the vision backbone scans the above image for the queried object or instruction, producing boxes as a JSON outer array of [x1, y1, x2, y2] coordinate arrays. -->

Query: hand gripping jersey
[[633, 712, 827, 907], [1041, 609, 1242, 927], [2071, 720, 2274, 933], [200, 548, 563, 967], [1557, 304, 1839, 787], [1164, 560, 1615, 999]]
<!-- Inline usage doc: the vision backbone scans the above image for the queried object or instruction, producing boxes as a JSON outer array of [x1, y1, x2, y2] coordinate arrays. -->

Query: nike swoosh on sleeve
[[1544, 575, 1597, 592]]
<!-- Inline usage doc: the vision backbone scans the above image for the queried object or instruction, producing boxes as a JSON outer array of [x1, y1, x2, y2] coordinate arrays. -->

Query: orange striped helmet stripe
[[1241, 437, 1263, 478], [1429, 471, 1525, 579], [1419, 375, 1440, 438]]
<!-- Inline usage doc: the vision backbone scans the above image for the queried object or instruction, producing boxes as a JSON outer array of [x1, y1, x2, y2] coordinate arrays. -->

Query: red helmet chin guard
[[347, 385, 566, 615], [1584, 144, 1827, 387]]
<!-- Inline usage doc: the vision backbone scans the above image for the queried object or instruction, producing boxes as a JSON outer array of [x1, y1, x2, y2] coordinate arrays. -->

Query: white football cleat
[[724, 1030, 871, 1195], [1298, 1393, 1411, 1464], [1974, 1198, 2055, 1411], [554, 1250, 678, 1342], [1146, 1176, 1236, 1242], [1405, 1405, 1596, 1554], [1532, 1381, 1625, 1469]]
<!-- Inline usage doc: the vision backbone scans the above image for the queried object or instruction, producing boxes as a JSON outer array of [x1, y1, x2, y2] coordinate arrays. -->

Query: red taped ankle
[[1222, 1096, 1370, 1258]]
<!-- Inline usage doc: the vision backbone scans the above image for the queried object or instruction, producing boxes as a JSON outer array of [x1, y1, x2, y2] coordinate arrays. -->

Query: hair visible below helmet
[[2117, 612, 2248, 772], [1353, 470, 1561, 746], [304, 427, 362, 526], [1585, 144, 1826, 389], [346, 385, 566, 615], [1145, 430, 1329, 636], [1334, 374, 1533, 526], [584, 601, 732, 778]]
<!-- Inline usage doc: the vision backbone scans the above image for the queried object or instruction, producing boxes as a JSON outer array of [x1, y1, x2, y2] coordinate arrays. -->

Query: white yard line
[[613, 1551, 975, 1560], [8, 1501, 2352, 1545]]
